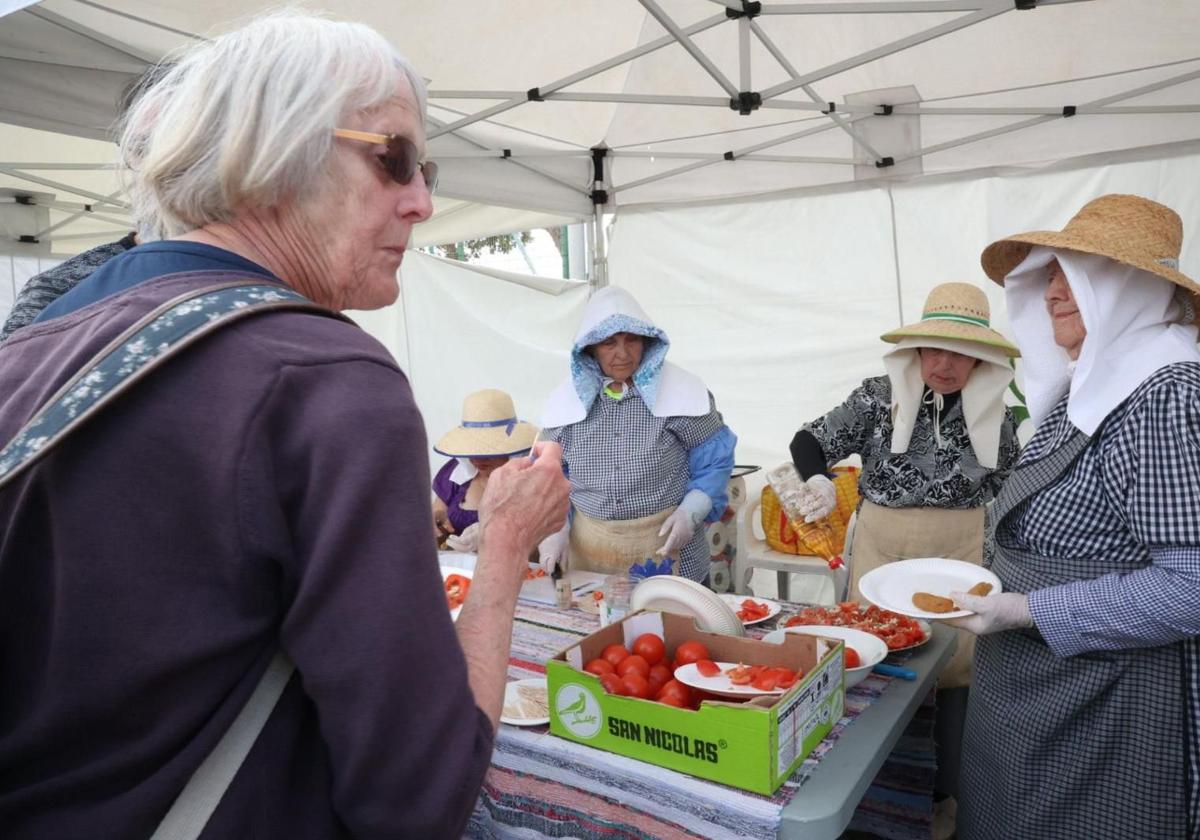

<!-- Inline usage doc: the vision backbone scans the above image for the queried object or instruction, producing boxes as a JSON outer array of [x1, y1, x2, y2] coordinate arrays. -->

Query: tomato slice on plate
[[695, 659, 721, 678]]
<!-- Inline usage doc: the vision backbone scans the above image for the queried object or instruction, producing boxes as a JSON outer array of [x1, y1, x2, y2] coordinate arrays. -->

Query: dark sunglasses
[[333, 128, 438, 194]]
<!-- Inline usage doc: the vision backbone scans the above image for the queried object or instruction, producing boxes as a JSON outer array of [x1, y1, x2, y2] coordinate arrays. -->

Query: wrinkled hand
[[797, 474, 837, 523], [944, 591, 1033, 635], [445, 522, 480, 553], [656, 489, 713, 557], [433, 501, 455, 540], [537, 523, 570, 576], [479, 441, 571, 568]]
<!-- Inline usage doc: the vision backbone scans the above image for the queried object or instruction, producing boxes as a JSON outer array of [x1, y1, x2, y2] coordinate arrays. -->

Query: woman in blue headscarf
[[537, 287, 736, 583]]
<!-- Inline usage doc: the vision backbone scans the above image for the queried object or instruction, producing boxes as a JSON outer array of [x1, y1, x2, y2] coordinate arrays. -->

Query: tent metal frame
[[3, 0, 1199, 288]]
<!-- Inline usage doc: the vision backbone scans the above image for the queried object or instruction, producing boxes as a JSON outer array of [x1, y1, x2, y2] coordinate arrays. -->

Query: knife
[[873, 663, 917, 680]]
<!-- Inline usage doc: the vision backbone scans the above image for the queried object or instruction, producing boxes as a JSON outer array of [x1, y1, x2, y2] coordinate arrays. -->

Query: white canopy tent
[[2, 0, 1199, 467]]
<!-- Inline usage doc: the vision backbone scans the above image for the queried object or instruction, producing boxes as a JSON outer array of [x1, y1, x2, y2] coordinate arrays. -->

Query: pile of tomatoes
[[784, 602, 927, 650], [581, 634, 716, 708], [444, 574, 471, 611], [735, 599, 770, 623]]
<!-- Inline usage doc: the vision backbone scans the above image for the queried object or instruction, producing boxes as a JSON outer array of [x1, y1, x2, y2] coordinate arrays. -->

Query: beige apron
[[849, 500, 985, 689], [569, 508, 675, 576]]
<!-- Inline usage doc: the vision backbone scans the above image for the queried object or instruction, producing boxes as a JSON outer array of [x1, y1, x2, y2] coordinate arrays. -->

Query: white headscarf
[[1004, 246, 1200, 434], [882, 336, 1015, 469]]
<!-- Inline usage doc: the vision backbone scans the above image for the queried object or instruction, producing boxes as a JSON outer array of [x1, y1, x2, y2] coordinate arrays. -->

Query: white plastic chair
[[733, 483, 846, 604]]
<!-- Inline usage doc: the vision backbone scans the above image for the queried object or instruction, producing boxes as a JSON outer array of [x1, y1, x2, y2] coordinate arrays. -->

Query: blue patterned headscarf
[[570, 288, 670, 413]]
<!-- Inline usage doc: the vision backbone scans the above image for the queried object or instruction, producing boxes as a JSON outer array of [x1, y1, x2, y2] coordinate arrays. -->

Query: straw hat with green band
[[880, 282, 1020, 357], [981, 193, 1200, 308], [434, 389, 538, 458]]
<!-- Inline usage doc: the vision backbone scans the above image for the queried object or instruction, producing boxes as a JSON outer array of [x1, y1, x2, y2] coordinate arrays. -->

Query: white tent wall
[[607, 146, 1200, 469], [347, 251, 590, 477]]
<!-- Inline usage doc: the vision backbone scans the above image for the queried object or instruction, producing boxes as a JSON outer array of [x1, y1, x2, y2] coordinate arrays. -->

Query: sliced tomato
[[773, 668, 799, 689], [695, 659, 721, 678], [752, 670, 781, 691], [444, 574, 471, 610], [726, 664, 755, 685]]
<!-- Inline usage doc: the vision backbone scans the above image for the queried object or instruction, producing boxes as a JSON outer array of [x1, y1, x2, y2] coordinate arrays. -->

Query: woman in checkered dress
[[536, 287, 737, 583], [949, 194, 1200, 840]]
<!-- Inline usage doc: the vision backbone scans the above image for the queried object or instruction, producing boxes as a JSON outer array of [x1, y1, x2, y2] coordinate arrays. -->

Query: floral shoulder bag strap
[[0, 278, 349, 840]]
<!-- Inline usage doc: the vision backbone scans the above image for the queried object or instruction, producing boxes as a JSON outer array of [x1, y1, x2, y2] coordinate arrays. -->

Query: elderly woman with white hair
[[0, 12, 569, 839], [949, 194, 1200, 840]]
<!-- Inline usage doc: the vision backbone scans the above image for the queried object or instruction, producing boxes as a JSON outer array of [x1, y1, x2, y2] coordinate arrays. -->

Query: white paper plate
[[629, 576, 745, 637], [500, 678, 550, 726], [718, 593, 782, 626], [673, 661, 788, 698], [762, 625, 888, 689], [441, 565, 474, 621], [859, 558, 1003, 620]]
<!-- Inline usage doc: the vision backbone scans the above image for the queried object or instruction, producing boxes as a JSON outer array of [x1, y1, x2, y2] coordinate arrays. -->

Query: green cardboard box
[[546, 610, 845, 795]]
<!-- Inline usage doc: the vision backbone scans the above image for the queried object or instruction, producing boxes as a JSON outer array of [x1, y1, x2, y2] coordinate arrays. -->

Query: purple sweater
[[0, 271, 493, 838]]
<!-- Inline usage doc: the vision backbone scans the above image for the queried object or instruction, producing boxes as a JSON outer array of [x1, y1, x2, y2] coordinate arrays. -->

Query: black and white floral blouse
[[804, 375, 1019, 509]]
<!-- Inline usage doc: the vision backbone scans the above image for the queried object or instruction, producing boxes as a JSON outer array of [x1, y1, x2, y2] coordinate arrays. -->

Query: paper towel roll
[[726, 476, 747, 512], [706, 521, 732, 556], [708, 559, 732, 593]]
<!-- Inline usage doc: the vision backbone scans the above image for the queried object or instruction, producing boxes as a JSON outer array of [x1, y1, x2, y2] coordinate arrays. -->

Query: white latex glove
[[796, 474, 837, 523], [537, 522, 571, 575], [656, 489, 713, 557], [944, 591, 1033, 635], [445, 522, 480, 553]]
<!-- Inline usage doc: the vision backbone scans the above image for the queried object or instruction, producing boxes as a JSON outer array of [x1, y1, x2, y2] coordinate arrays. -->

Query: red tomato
[[621, 673, 653, 699], [656, 679, 690, 705], [631, 633, 666, 667], [599, 673, 625, 695], [616, 654, 650, 679], [844, 647, 862, 669], [658, 694, 686, 708], [584, 658, 615, 676], [674, 640, 711, 667], [695, 659, 721, 678], [601, 644, 630, 667], [647, 664, 671, 694]]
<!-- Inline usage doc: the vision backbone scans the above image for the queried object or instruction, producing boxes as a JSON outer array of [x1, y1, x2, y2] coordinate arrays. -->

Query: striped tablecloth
[[467, 600, 935, 840]]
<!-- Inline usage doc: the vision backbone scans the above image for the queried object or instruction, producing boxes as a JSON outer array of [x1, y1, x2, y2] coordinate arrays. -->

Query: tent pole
[[592, 203, 607, 289]]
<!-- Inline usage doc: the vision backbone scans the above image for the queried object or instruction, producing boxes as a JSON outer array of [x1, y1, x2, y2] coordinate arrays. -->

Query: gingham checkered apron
[[959, 428, 1195, 840]]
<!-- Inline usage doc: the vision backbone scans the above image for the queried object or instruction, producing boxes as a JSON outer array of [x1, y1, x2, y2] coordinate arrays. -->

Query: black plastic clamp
[[14, 195, 34, 206], [1015, 0, 1036, 8], [875, 157, 895, 168], [1062, 105, 1076, 117], [725, 1, 762, 20], [875, 104, 894, 116], [502, 149, 512, 158], [821, 102, 836, 115], [729, 91, 762, 115], [526, 87, 544, 102], [590, 189, 609, 205], [84, 203, 93, 212], [590, 146, 608, 184], [18, 234, 39, 243], [723, 151, 735, 161]]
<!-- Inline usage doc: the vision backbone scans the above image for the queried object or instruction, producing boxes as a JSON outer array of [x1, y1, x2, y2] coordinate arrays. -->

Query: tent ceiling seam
[[25, 6, 157, 65]]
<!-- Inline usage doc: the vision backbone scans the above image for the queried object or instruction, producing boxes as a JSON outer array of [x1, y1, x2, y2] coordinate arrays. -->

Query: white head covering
[[882, 335, 1015, 469], [540, 286, 709, 427], [1004, 246, 1200, 433]]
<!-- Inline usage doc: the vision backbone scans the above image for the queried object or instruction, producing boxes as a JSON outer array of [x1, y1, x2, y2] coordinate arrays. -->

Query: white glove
[[656, 490, 713, 557], [445, 522, 480, 553], [797, 474, 837, 523], [944, 591, 1033, 635], [538, 522, 571, 575]]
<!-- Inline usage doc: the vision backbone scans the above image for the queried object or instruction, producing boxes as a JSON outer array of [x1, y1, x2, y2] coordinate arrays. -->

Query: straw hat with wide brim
[[434, 389, 538, 458], [981, 194, 1200, 308], [880, 282, 1020, 357]]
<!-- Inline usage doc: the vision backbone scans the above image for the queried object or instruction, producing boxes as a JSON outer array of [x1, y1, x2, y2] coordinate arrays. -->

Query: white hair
[[121, 10, 427, 240]]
